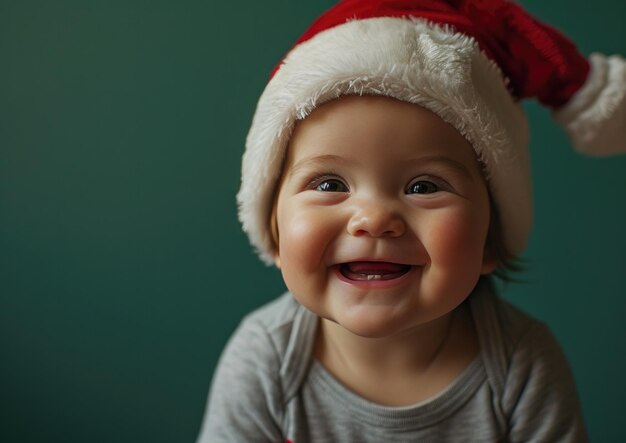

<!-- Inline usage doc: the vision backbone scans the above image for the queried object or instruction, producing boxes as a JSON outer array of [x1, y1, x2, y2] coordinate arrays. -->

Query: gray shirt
[[197, 281, 587, 442]]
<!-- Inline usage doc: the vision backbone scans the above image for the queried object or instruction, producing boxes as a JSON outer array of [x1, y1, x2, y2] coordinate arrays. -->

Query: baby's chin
[[319, 307, 424, 340]]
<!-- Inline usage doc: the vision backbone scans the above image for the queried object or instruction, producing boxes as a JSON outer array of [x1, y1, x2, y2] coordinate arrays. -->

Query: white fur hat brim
[[554, 53, 626, 156]]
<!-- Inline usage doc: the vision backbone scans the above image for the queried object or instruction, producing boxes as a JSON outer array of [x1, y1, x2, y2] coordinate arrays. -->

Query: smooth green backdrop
[[2, 1, 625, 441]]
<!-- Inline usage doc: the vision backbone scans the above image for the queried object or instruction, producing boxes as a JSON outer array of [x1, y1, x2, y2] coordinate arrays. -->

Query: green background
[[2, 1, 625, 441]]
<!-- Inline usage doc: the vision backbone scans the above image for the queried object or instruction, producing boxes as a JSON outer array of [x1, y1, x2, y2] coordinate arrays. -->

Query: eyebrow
[[404, 155, 477, 180], [287, 153, 477, 180], [285, 154, 349, 178]]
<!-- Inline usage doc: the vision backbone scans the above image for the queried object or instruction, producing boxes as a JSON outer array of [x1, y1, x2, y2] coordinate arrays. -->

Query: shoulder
[[221, 292, 316, 391], [242, 291, 304, 337], [237, 292, 317, 374], [471, 281, 540, 352], [470, 280, 567, 372], [218, 293, 301, 371], [197, 293, 317, 442], [471, 281, 588, 442], [234, 292, 299, 349]]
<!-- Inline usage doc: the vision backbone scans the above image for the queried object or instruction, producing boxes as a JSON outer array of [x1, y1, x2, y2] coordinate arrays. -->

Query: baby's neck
[[314, 304, 479, 406]]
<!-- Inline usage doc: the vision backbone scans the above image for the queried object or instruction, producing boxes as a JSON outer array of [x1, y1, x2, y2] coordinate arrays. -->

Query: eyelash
[[405, 176, 451, 194], [307, 174, 349, 192], [305, 173, 452, 194]]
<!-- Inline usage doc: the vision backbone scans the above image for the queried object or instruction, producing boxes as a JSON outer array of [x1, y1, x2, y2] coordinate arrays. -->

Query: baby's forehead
[[282, 96, 483, 179], [285, 95, 482, 170]]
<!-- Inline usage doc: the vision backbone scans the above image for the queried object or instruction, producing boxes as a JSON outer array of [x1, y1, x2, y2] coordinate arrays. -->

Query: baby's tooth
[[367, 274, 382, 280]]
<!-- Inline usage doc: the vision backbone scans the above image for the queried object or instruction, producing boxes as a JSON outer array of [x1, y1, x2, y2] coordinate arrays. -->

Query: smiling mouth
[[339, 261, 412, 281]]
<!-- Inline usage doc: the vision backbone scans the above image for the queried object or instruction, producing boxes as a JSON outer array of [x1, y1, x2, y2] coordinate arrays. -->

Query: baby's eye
[[406, 180, 439, 194], [315, 178, 348, 193]]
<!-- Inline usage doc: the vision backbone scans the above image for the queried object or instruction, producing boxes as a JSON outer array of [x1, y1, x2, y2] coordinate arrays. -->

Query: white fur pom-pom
[[554, 53, 626, 156]]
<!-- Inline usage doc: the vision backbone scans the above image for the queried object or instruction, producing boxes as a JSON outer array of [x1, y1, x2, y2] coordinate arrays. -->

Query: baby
[[198, 0, 626, 441]]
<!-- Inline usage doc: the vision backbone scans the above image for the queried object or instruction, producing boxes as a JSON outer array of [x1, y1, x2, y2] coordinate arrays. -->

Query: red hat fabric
[[275, 0, 590, 108], [238, 0, 626, 265]]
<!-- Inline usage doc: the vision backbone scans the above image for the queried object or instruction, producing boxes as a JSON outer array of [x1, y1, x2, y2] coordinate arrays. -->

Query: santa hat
[[238, 0, 626, 265]]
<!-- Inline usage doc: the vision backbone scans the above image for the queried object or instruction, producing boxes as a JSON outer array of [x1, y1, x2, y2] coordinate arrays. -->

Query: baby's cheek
[[427, 209, 489, 270], [278, 209, 332, 272], [276, 208, 336, 316]]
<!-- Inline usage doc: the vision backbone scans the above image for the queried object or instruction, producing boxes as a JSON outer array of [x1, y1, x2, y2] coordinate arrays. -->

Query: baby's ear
[[269, 208, 280, 268], [481, 257, 497, 275], [480, 243, 498, 275]]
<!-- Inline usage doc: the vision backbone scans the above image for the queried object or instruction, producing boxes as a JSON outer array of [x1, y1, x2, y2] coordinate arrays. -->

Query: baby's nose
[[347, 200, 405, 238]]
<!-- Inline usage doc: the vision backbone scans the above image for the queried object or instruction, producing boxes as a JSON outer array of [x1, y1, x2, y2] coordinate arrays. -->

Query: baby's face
[[273, 95, 496, 338]]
